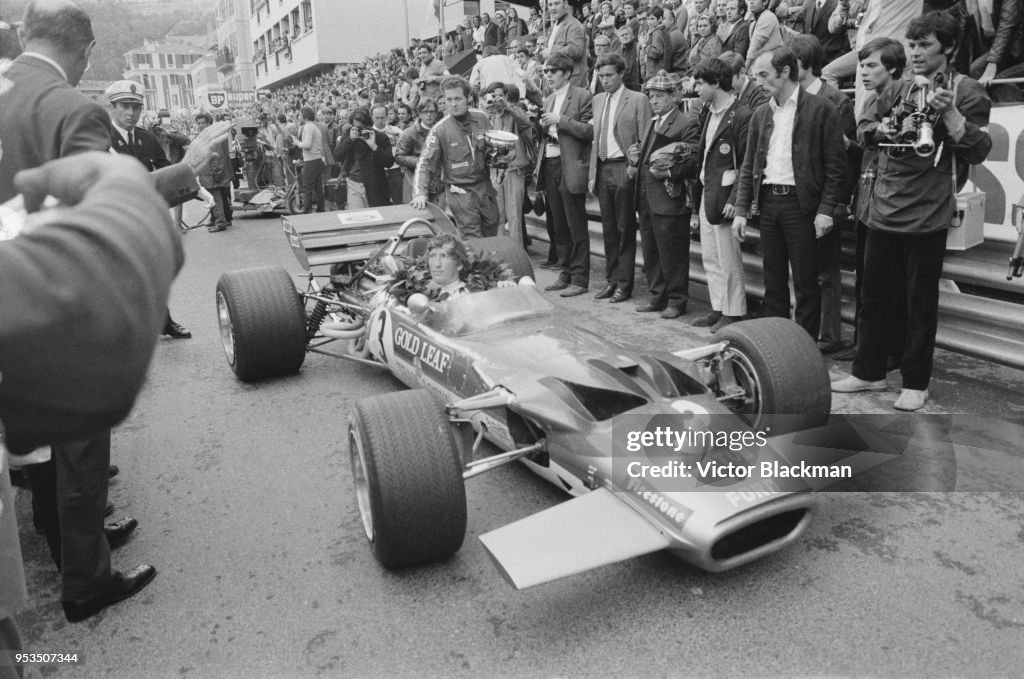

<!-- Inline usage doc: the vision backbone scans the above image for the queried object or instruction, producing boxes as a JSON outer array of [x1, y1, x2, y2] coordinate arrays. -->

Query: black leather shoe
[[544, 280, 569, 291], [62, 564, 157, 623], [594, 284, 616, 300], [162, 320, 192, 339], [104, 502, 114, 518], [636, 302, 666, 313], [538, 260, 560, 269], [691, 310, 722, 327], [559, 284, 588, 297], [660, 304, 687, 319], [609, 289, 632, 303], [108, 465, 120, 480], [105, 517, 138, 549]]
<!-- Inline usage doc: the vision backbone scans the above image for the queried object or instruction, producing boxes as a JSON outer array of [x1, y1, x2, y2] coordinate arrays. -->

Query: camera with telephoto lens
[[881, 74, 944, 157]]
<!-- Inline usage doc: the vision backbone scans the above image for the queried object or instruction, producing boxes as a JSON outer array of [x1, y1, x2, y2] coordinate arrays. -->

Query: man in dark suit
[[720, 0, 750, 59], [690, 57, 753, 332], [1, 0, 229, 625], [538, 53, 594, 297], [802, 0, 850, 66], [631, 70, 701, 319], [588, 53, 653, 303], [791, 34, 859, 352], [543, 0, 589, 88], [0, 1, 158, 625], [732, 47, 847, 340], [105, 79, 192, 339], [1, 152, 184, 648]]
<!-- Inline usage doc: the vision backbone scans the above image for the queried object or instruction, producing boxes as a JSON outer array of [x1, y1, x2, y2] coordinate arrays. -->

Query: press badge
[[450, 161, 470, 170], [719, 143, 731, 156], [721, 170, 736, 187]]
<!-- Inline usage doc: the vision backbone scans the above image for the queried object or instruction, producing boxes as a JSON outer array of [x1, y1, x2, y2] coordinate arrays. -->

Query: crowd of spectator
[[145, 0, 1013, 416]]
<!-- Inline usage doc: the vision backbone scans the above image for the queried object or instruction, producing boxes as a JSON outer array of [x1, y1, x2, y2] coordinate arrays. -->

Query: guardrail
[[525, 202, 1024, 371]]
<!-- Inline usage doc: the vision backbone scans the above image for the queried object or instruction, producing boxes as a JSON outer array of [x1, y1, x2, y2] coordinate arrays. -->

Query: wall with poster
[[974, 104, 1024, 241]]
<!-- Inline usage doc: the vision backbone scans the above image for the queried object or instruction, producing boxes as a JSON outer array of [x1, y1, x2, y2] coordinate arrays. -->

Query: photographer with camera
[[413, 43, 450, 108], [335, 107, 394, 209], [831, 11, 992, 411]]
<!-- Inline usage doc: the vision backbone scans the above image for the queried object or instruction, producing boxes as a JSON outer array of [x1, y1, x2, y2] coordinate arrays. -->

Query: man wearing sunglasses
[[538, 53, 594, 297]]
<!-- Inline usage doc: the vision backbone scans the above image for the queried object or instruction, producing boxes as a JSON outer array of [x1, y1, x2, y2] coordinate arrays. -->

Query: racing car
[[215, 204, 835, 589]]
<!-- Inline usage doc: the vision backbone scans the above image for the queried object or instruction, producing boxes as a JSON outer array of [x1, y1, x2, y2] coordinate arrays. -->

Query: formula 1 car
[[215, 205, 835, 589]]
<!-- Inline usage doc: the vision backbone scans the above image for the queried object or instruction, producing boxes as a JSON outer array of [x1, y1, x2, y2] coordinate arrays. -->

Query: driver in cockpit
[[424, 233, 473, 301]]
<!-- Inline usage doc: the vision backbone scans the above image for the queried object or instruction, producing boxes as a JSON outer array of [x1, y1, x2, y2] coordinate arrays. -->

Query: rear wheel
[[715, 318, 831, 432], [349, 389, 467, 569], [467, 236, 534, 282], [216, 266, 307, 382]]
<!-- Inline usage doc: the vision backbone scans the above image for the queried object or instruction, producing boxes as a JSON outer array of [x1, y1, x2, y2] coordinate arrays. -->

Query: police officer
[[105, 80, 192, 339]]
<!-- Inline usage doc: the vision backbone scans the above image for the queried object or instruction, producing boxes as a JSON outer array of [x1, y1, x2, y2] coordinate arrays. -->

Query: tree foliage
[[1, 0, 214, 81]]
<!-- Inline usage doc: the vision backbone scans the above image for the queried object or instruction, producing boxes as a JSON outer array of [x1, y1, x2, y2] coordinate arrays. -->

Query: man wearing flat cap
[[630, 69, 700, 319], [105, 79, 192, 339]]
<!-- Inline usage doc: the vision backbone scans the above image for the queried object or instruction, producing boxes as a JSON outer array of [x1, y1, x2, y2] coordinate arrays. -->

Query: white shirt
[[764, 85, 799, 186], [111, 121, 134, 147], [548, 17, 565, 52], [597, 85, 626, 160], [805, 77, 823, 96], [700, 95, 735, 183], [546, 83, 571, 157]]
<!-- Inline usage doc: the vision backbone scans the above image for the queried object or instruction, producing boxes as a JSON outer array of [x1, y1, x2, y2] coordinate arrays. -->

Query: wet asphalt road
[[11, 203, 1024, 678]]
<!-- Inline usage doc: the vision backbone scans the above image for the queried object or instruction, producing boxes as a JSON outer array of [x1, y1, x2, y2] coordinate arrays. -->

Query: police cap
[[105, 80, 144, 105]]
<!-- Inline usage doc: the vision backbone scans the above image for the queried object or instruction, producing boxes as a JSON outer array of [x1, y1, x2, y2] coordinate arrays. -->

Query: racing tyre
[[716, 318, 831, 432], [349, 389, 467, 569], [285, 186, 302, 215], [467, 236, 534, 282], [216, 266, 307, 382]]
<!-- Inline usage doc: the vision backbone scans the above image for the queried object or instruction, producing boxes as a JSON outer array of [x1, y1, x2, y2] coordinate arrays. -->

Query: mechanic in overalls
[[411, 76, 500, 239]]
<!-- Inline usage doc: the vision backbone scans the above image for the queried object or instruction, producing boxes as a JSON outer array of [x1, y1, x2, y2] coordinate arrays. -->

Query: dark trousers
[[850, 219, 906, 355], [596, 160, 637, 293], [543, 156, 590, 287], [300, 158, 325, 213], [637, 196, 690, 309], [854, 227, 946, 390], [209, 184, 232, 226], [816, 218, 843, 343], [758, 191, 820, 339], [26, 431, 113, 601]]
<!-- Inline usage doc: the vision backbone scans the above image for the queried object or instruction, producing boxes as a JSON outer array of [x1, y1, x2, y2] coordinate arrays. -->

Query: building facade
[[216, 0, 257, 93], [250, 0, 435, 89], [123, 38, 210, 111]]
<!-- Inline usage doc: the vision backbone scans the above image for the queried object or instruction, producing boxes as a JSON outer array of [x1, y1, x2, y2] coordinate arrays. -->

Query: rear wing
[[282, 203, 457, 270]]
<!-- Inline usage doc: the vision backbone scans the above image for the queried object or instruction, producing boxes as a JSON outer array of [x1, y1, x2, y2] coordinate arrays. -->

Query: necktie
[[598, 96, 612, 160], [127, 131, 135, 150]]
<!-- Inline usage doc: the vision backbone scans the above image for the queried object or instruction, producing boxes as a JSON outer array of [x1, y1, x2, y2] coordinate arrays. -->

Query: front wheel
[[216, 266, 307, 382], [349, 389, 467, 569], [715, 318, 831, 432]]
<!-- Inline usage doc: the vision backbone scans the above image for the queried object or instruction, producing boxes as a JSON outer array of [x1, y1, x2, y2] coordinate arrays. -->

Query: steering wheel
[[351, 217, 443, 286]]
